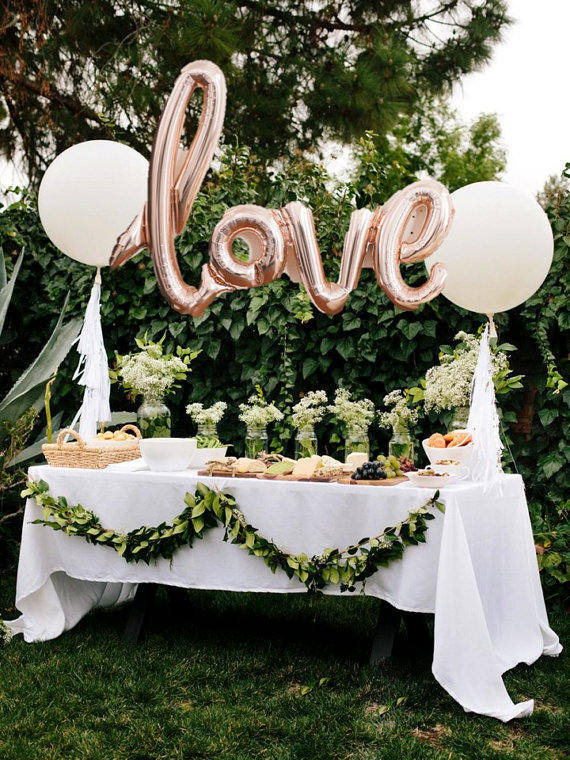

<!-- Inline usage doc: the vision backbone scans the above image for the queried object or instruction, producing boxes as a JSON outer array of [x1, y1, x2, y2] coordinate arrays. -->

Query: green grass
[[0, 571, 568, 760]]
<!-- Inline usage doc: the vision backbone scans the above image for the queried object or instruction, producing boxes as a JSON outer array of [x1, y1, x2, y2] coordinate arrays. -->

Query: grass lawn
[[0, 570, 568, 760]]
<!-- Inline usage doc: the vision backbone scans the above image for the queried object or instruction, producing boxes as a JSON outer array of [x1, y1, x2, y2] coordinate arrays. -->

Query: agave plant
[[0, 247, 82, 511]]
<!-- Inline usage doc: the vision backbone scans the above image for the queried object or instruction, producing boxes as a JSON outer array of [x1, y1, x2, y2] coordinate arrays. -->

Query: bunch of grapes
[[397, 457, 417, 473], [351, 460, 386, 480], [351, 456, 405, 481], [376, 455, 404, 478]]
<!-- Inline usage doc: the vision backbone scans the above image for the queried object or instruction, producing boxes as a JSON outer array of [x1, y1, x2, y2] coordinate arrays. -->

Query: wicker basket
[[42, 425, 142, 469]]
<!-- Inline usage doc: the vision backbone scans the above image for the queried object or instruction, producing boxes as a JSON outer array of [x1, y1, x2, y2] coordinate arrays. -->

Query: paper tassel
[[467, 323, 503, 485], [73, 270, 111, 440]]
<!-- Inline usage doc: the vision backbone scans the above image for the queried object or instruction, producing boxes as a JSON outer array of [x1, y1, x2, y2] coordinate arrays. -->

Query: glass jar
[[295, 426, 318, 459], [245, 425, 268, 459], [196, 421, 220, 448], [344, 426, 369, 460], [388, 424, 414, 461], [137, 396, 172, 438], [450, 405, 470, 430]]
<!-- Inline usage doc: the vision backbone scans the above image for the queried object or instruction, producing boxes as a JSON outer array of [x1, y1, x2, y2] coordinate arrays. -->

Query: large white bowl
[[140, 437, 197, 472], [188, 446, 229, 469], [422, 433, 474, 467]]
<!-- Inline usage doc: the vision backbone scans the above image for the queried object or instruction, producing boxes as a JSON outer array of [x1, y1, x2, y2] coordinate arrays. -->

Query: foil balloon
[[111, 60, 454, 316]]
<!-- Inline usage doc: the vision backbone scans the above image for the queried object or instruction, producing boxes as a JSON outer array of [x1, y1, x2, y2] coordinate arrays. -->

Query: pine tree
[[0, 0, 510, 182]]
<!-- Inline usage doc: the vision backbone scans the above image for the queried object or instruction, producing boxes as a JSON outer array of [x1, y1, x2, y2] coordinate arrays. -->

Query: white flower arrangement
[[379, 389, 419, 433], [423, 331, 511, 413], [239, 394, 284, 429], [291, 390, 328, 430], [186, 401, 227, 426], [114, 336, 199, 403], [328, 388, 375, 435]]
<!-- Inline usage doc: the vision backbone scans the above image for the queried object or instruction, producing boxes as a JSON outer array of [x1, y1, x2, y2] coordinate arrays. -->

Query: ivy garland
[[23, 479, 444, 593]]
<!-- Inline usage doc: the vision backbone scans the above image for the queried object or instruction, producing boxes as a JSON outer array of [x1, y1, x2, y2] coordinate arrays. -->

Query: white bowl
[[405, 470, 458, 488], [140, 437, 197, 472], [422, 433, 474, 467], [188, 446, 229, 469]]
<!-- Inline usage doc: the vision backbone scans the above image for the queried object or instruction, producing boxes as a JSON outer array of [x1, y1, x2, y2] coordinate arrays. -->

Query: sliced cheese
[[292, 455, 322, 478], [234, 458, 266, 473]]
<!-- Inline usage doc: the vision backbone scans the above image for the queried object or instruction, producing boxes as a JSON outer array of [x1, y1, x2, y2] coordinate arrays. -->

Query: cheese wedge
[[321, 455, 343, 467], [346, 452, 368, 469], [292, 455, 322, 478]]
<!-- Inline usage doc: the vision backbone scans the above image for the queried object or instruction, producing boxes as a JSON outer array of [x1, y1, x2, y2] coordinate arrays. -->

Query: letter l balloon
[[110, 60, 453, 316]]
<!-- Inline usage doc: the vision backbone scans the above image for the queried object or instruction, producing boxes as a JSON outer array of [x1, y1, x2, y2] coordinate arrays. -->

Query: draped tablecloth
[[7, 466, 561, 722]]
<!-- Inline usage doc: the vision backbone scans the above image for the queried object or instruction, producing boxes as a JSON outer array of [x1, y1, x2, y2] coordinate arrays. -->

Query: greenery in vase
[[112, 334, 200, 405], [137, 407, 172, 439], [238, 386, 284, 429], [408, 331, 522, 414], [328, 388, 375, 438]]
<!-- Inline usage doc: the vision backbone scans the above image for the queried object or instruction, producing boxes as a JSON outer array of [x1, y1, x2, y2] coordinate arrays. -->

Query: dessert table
[[8, 465, 561, 722]]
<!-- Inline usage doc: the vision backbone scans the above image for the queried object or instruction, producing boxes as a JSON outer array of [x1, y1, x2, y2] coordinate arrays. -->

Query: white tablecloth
[[8, 466, 561, 721]]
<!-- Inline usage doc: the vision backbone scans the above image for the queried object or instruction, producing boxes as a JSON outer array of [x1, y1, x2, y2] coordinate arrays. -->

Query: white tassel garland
[[73, 269, 111, 440], [467, 323, 504, 486]]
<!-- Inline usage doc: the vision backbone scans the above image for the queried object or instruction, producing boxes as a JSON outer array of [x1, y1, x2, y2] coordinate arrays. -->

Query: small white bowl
[[422, 433, 474, 467], [140, 437, 197, 472], [431, 463, 469, 479], [188, 446, 229, 469], [405, 470, 458, 488]]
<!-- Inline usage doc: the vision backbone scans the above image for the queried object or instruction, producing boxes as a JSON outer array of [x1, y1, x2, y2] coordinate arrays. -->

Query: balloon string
[[95, 266, 102, 285], [486, 313, 497, 339]]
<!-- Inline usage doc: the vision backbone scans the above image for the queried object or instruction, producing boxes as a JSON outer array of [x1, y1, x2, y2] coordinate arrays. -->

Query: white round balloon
[[38, 140, 148, 268], [426, 181, 553, 314]]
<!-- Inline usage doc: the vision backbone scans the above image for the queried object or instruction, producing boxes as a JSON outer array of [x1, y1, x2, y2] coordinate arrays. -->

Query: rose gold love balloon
[[111, 60, 453, 316]]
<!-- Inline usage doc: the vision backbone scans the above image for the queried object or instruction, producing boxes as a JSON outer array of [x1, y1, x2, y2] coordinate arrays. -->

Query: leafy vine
[[23, 480, 444, 593]]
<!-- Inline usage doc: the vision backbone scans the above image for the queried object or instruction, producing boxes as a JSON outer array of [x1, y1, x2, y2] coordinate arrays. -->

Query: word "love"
[[110, 61, 454, 317]]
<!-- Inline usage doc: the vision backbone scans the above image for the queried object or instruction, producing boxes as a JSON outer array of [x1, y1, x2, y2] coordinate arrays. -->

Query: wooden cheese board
[[197, 470, 407, 486], [336, 476, 408, 487], [197, 469, 262, 478]]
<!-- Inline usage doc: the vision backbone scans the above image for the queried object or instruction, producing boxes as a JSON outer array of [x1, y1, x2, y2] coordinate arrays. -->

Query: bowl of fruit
[[422, 430, 474, 466]]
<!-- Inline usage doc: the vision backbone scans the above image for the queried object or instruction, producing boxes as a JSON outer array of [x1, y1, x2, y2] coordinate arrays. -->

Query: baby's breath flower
[[115, 338, 197, 402], [328, 388, 375, 435], [186, 402, 227, 426], [239, 395, 283, 428], [424, 332, 511, 413], [291, 390, 328, 429], [379, 390, 418, 432]]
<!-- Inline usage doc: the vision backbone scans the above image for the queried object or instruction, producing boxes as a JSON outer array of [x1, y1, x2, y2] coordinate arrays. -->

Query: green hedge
[[1, 148, 568, 604]]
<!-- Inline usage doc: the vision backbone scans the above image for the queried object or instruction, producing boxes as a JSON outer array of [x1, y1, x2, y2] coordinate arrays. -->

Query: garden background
[[0, 3, 568, 756]]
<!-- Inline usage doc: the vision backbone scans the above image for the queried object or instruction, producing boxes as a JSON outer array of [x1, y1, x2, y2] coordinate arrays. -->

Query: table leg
[[402, 610, 432, 653], [123, 584, 156, 643], [369, 600, 402, 664]]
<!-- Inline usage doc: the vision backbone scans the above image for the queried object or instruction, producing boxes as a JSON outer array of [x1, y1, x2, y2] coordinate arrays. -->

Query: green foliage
[[1, 1, 510, 181], [25, 479, 441, 594]]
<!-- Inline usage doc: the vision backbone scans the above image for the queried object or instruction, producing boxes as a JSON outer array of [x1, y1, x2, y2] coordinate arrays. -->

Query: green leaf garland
[[23, 480, 444, 593]]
